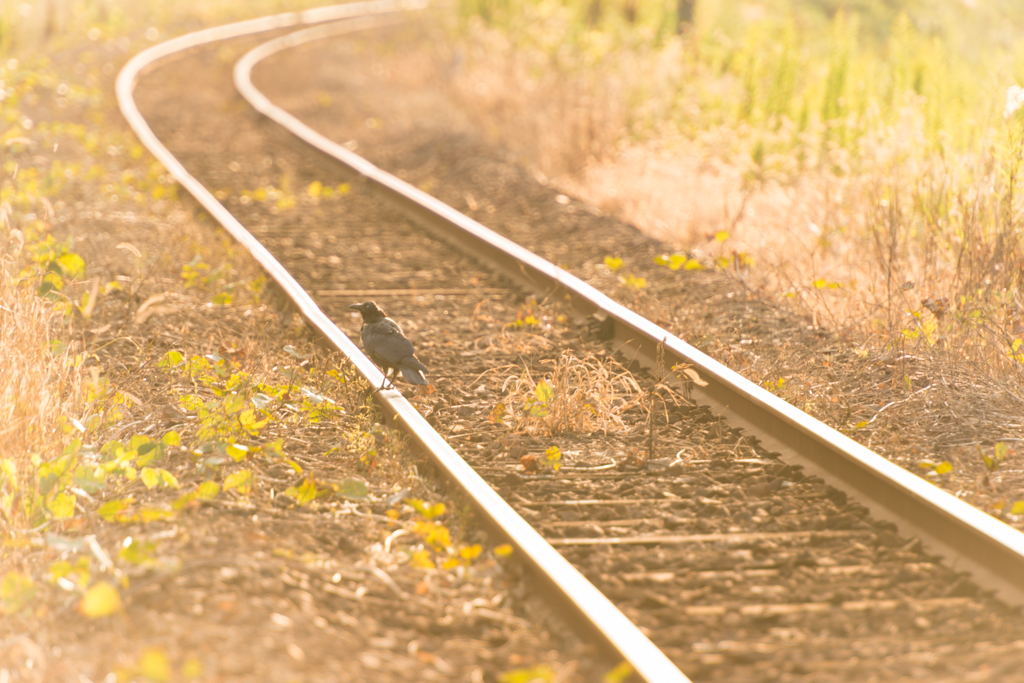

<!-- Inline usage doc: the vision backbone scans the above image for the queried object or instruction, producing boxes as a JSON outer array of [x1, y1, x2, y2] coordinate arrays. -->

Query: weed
[[498, 351, 643, 435]]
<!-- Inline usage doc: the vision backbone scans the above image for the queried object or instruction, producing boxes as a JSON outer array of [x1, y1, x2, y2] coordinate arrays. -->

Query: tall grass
[[447, 0, 1024, 383]]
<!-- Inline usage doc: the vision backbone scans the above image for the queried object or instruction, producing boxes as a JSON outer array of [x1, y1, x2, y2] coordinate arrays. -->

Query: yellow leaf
[[223, 469, 252, 494], [80, 581, 122, 618], [493, 544, 514, 558], [182, 657, 203, 679], [140, 467, 161, 489], [138, 648, 172, 683], [197, 481, 220, 499], [411, 550, 435, 569], [459, 544, 482, 561], [442, 558, 460, 570], [226, 444, 249, 462]]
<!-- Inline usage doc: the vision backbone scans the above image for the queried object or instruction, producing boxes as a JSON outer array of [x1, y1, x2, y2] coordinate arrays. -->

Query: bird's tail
[[400, 367, 429, 385]]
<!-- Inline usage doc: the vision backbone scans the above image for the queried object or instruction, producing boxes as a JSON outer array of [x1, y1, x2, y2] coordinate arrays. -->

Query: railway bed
[[122, 10, 1024, 682]]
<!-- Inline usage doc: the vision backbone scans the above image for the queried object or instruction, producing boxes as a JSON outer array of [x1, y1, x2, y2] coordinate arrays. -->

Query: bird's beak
[[348, 304, 361, 311]]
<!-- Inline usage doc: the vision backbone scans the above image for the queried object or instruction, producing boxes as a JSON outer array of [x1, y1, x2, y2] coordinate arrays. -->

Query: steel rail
[[117, 5, 692, 683], [232, 19, 1024, 606]]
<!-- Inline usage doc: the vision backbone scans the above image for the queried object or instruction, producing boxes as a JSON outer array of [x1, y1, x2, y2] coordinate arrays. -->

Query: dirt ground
[[3, 13, 1024, 683]]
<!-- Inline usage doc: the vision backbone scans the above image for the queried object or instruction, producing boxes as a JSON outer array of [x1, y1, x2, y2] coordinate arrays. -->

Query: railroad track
[[118, 4, 1024, 681]]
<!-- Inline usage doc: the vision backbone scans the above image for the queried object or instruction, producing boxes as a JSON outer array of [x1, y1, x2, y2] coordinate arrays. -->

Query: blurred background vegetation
[[444, 0, 1024, 384]]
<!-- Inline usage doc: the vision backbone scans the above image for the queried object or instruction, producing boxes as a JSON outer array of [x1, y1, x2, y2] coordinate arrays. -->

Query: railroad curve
[[118, 5, 1024, 682]]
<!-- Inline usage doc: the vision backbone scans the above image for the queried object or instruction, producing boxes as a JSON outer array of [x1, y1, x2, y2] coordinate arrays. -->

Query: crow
[[348, 301, 429, 390]]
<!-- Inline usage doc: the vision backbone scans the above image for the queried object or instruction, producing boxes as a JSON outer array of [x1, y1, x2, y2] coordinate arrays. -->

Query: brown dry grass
[[0, 240, 82, 484], [498, 351, 644, 435]]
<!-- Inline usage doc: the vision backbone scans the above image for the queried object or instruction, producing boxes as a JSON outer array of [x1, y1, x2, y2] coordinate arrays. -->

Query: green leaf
[[158, 350, 184, 368], [223, 469, 252, 495], [1, 571, 37, 615], [98, 497, 133, 521], [283, 345, 310, 359], [140, 467, 179, 490], [47, 492, 76, 519], [222, 393, 244, 415], [603, 256, 622, 272], [136, 442, 161, 468], [119, 538, 157, 567], [283, 478, 318, 506], [161, 431, 180, 446], [529, 380, 553, 418], [141, 468, 161, 489], [74, 465, 107, 493], [238, 409, 270, 435], [933, 461, 953, 475], [38, 453, 76, 496], [335, 478, 368, 500], [137, 507, 175, 523]]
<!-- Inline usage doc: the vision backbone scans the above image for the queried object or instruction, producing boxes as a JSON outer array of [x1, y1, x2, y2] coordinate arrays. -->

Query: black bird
[[348, 301, 429, 390]]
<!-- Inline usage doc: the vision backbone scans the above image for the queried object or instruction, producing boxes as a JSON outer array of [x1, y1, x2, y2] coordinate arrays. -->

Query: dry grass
[[0, 242, 84, 527], [498, 351, 644, 435], [440, 10, 1024, 385]]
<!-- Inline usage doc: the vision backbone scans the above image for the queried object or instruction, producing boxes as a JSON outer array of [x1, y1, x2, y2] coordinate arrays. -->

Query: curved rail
[[230, 17, 1024, 606], [117, 4, 691, 682]]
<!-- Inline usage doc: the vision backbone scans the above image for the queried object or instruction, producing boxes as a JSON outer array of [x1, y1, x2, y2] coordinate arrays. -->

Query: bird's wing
[[362, 320, 416, 365]]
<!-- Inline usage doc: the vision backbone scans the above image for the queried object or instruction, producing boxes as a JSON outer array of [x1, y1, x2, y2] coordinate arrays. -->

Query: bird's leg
[[375, 368, 397, 393]]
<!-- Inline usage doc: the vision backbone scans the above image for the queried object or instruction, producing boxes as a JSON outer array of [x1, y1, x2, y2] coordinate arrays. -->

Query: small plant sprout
[[603, 255, 623, 272], [981, 442, 1010, 473]]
